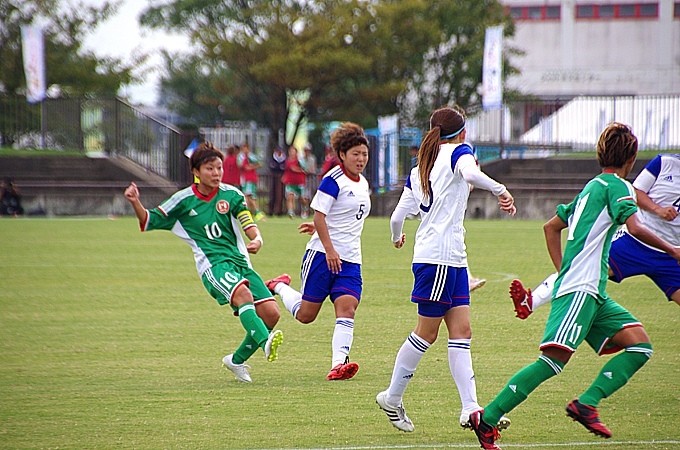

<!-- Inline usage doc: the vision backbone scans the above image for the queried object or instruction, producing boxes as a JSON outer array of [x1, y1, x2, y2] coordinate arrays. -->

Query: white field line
[[245, 440, 680, 450]]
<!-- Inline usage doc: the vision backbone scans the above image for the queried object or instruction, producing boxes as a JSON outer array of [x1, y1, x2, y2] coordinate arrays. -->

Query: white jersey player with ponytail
[[375, 106, 516, 433]]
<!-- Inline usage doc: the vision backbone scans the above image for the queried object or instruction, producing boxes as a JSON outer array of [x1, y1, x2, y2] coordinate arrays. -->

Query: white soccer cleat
[[376, 390, 414, 432], [461, 410, 511, 431], [222, 354, 252, 383], [469, 277, 486, 292], [265, 329, 283, 362]]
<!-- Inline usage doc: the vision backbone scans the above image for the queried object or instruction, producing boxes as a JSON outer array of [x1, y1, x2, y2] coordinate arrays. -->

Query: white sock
[[331, 318, 354, 367], [532, 273, 558, 310], [277, 283, 302, 319], [386, 332, 429, 406], [448, 339, 480, 413]]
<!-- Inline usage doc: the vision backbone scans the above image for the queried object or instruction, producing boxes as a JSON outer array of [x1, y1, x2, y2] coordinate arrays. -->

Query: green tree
[[398, 0, 518, 125], [143, 0, 517, 145], [0, 0, 143, 98]]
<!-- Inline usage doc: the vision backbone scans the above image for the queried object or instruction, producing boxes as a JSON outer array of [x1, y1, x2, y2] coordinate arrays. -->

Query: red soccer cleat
[[469, 410, 502, 450], [265, 274, 291, 294], [326, 361, 359, 381], [566, 399, 612, 439], [509, 279, 533, 319]]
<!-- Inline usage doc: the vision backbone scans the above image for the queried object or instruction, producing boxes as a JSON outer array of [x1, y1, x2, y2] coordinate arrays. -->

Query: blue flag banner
[[482, 25, 504, 110], [184, 138, 199, 158]]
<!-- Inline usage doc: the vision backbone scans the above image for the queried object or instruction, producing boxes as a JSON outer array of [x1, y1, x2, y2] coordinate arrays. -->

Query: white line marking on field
[[246, 440, 680, 450], [485, 271, 519, 282]]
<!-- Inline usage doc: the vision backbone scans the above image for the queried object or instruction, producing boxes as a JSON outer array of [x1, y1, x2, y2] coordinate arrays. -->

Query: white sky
[[79, 0, 192, 105]]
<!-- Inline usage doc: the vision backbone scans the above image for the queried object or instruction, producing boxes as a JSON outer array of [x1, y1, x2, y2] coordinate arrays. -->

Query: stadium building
[[501, 0, 680, 96]]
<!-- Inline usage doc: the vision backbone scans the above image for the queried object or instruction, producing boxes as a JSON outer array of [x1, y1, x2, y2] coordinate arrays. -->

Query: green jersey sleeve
[[556, 199, 575, 224], [607, 177, 637, 225], [144, 187, 192, 232]]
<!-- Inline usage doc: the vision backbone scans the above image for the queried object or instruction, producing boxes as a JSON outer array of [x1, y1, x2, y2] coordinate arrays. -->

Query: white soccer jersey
[[306, 165, 371, 264], [394, 143, 506, 267], [632, 154, 680, 247]]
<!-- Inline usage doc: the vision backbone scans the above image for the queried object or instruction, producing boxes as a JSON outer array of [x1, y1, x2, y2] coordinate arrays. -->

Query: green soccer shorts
[[201, 262, 274, 310], [284, 184, 304, 199], [242, 181, 258, 198], [539, 291, 642, 355]]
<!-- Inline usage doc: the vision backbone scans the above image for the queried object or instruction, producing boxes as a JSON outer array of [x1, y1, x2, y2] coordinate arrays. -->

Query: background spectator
[[301, 144, 318, 218], [282, 146, 308, 218], [0, 178, 23, 217], [320, 145, 339, 179], [268, 146, 287, 216], [238, 143, 265, 221], [221, 145, 241, 188]]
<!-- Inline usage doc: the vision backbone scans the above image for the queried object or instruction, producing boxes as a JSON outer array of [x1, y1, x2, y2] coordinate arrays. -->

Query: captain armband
[[237, 210, 255, 230]]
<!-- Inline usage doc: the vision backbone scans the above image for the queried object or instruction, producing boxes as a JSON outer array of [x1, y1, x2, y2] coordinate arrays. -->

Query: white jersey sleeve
[[631, 154, 680, 246], [390, 168, 421, 242], [307, 166, 371, 264], [458, 154, 507, 196]]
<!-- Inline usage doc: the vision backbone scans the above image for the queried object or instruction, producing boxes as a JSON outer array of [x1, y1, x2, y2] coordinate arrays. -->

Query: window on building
[[528, 6, 542, 18], [639, 3, 658, 16], [576, 5, 595, 18], [675, 2, 680, 17], [574, 3, 658, 19], [508, 5, 562, 20], [546, 6, 561, 18], [619, 4, 636, 16], [599, 5, 615, 17]]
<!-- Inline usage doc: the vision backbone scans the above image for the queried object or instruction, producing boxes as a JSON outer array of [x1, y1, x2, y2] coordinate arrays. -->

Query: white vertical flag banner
[[482, 25, 503, 110], [21, 25, 47, 104]]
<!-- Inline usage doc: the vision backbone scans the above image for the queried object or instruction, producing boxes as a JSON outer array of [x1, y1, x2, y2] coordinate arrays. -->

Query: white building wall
[[503, 0, 680, 96]]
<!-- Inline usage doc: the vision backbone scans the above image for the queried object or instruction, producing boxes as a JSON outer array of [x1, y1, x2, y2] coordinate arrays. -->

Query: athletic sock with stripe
[[331, 318, 354, 367], [484, 354, 564, 426], [233, 324, 273, 365], [448, 338, 480, 413], [236, 302, 270, 351], [578, 342, 653, 407], [386, 332, 430, 406]]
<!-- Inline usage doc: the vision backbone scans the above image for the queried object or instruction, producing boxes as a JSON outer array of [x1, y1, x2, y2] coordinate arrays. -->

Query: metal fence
[[200, 123, 271, 159], [3, 94, 678, 190], [0, 96, 196, 185], [466, 94, 680, 160]]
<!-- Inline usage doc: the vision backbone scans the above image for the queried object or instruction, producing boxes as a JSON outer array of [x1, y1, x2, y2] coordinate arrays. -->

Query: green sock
[[484, 355, 564, 426], [236, 302, 270, 353], [578, 342, 653, 407], [233, 324, 273, 365]]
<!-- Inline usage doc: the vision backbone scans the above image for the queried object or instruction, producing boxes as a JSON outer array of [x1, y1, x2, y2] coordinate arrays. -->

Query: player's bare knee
[[542, 346, 571, 365], [296, 311, 317, 324], [230, 285, 254, 308], [256, 302, 280, 327], [670, 290, 680, 306]]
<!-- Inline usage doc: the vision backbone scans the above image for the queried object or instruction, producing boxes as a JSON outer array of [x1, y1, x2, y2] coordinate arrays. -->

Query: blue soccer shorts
[[411, 264, 470, 318], [300, 249, 362, 303], [609, 232, 680, 300]]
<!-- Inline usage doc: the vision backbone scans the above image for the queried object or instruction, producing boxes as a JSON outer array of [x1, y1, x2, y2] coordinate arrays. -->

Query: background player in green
[[124, 142, 283, 383], [469, 123, 680, 449]]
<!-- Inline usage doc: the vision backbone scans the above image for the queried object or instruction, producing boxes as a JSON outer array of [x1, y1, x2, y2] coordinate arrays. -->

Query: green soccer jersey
[[143, 183, 256, 277], [553, 172, 638, 301]]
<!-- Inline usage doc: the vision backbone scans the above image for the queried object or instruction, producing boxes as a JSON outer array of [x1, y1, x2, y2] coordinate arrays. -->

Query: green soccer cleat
[[265, 329, 283, 362]]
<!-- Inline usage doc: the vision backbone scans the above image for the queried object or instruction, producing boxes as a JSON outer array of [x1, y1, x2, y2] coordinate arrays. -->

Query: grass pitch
[[0, 216, 678, 449]]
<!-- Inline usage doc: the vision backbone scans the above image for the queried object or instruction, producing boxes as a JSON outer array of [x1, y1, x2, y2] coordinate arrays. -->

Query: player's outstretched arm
[[245, 226, 263, 254], [544, 215, 567, 272], [389, 181, 418, 247], [625, 212, 680, 262], [124, 182, 148, 226], [635, 188, 678, 222], [298, 222, 316, 235], [313, 210, 341, 274], [497, 191, 516, 216]]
